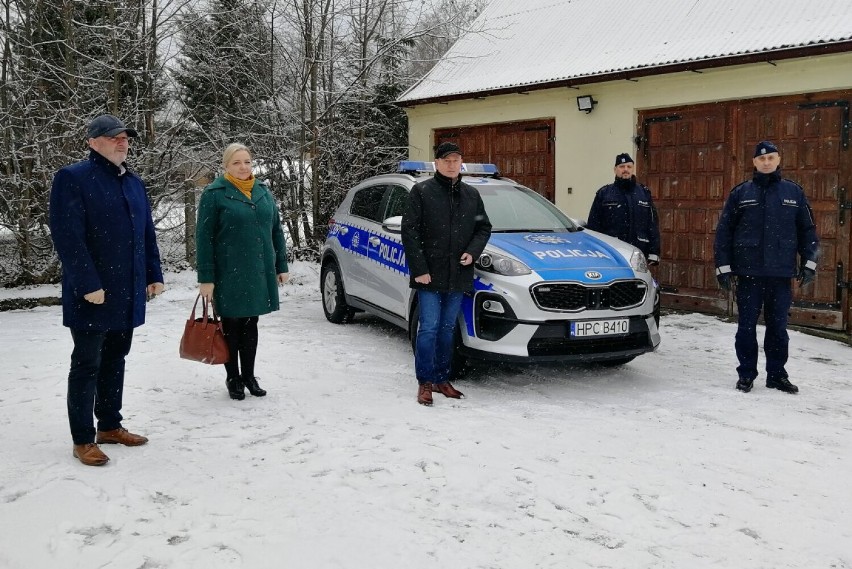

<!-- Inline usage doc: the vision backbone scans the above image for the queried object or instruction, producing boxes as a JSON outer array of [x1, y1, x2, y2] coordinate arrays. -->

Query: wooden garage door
[[641, 92, 851, 331], [641, 104, 731, 316], [435, 119, 555, 201]]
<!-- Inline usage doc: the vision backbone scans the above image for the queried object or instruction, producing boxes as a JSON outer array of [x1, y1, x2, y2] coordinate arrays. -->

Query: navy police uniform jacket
[[587, 177, 660, 261], [401, 171, 492, 292], [714, 170, 818, 278], [49, 150, 164, 330]]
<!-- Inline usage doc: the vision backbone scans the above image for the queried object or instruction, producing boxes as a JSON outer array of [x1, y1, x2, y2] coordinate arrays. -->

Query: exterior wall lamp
[[577, 95, 598, 113]]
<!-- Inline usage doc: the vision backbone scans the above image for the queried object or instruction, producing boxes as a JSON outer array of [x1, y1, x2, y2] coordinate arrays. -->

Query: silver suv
[[320, 162, 660, 367]]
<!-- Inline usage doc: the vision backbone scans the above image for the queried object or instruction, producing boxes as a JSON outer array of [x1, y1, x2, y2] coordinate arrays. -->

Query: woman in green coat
[[196, 143, 289, 400]]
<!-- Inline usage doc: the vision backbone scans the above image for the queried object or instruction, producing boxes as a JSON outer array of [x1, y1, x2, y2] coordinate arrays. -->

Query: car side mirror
[[382, 215, 402, 234]]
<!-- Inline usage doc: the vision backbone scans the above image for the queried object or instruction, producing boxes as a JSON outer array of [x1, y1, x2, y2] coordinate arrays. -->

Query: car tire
[[321, 261, 351, 324], [409, 303, 467, 380]]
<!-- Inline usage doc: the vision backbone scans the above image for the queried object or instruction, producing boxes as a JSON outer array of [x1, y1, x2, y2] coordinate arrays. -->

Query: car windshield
[[477, 184, 578, 232]]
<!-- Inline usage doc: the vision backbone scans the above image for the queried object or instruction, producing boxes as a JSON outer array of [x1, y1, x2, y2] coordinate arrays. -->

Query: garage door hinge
[[639, 114, 682, 156], [837, 262, 852, 302], [840, 187, 852, 226]]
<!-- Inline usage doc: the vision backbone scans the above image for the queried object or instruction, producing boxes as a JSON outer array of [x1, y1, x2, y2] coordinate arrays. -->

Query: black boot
[[243, 376, 267, 397], [736, 377, 754, 393], [226, 376, 245, 400], [767, 375, 799, 394]]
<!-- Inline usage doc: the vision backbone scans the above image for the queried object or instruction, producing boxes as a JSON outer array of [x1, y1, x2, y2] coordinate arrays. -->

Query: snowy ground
[[1, 261, 851, 569]]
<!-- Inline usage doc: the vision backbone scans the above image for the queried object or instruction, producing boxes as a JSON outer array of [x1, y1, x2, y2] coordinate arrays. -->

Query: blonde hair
[[222, 143, 251, 168]]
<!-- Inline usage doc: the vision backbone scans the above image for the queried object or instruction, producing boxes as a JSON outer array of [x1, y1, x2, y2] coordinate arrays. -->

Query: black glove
[[797, 267, 816, 287], [716, 273, 732, 291]]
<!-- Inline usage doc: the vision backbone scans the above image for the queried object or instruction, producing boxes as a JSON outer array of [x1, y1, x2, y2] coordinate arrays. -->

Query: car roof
[[354, 162, 522, 190], [354, 172, 523, 190]]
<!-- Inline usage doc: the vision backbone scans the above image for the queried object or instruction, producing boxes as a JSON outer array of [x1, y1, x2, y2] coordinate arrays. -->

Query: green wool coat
[[196, 176, 288, 318]]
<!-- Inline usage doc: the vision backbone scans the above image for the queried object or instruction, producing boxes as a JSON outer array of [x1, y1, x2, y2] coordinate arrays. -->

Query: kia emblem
[[585, 271, 602, 280]]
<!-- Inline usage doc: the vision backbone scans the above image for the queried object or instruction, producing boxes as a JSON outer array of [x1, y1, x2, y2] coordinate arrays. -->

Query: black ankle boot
[[243, 376, 267, 397], [226, 377, 245, 400]]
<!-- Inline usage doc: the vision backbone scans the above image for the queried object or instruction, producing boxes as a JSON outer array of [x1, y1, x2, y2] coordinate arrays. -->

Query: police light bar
[[398, 161, 500, 176], [399, 161, 435, 173]]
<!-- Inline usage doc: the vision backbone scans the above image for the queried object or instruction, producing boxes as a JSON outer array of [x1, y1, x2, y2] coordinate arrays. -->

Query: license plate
[[570, 319, 629, 337]]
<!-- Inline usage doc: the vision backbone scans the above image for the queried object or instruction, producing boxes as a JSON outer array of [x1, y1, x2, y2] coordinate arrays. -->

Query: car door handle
[[368, 236, 381, 247]]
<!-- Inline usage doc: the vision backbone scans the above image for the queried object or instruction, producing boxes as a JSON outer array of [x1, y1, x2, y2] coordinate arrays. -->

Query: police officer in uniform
[[587, 153, 661, 265], [714, 141, 819, 394]]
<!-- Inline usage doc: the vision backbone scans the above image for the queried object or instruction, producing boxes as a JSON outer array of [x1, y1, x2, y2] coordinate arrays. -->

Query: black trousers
[[67, 328, 133, 444], [734, 276, 792, 382], [222, 316, 259, 380]]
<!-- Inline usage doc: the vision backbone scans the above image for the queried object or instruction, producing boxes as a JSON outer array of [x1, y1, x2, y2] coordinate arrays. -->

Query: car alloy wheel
[[321, 261, 351, 323]]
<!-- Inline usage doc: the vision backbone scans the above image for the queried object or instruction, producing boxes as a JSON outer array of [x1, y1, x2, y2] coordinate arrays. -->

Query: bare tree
[[0, 0, 488, 285]]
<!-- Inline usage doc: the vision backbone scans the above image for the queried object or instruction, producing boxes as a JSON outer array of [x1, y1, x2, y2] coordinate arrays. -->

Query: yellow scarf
[[224, 172, 254, 199]]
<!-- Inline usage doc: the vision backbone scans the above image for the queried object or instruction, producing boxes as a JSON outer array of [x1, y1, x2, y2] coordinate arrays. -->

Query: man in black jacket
[[401, 142, 492, 406], [587, 153, 661, 265]]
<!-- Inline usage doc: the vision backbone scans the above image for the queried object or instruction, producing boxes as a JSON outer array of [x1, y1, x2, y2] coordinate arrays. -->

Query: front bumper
[[459, 275, 661, 364], [460, 313, 657, 363]]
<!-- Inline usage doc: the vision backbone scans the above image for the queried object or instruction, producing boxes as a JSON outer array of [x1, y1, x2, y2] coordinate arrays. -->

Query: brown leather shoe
[[432, 381, 464, 399], [73, 443, 109, 466], [417, 383, 434, 406], [96, 427, 149, 446]]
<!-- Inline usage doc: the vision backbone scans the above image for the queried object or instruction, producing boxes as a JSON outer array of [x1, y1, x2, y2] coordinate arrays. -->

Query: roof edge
[[396, 41, 852, 107]]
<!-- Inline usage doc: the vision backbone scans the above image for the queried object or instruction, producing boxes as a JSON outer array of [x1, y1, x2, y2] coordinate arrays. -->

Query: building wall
[[404, 52, 852, 219]]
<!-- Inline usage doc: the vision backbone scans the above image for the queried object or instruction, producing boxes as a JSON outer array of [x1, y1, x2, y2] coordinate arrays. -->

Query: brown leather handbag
[[179, 294, 230, 364]]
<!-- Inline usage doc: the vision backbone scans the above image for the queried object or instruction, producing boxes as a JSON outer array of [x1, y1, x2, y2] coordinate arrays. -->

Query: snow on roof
[[398, 0, 852, 103]]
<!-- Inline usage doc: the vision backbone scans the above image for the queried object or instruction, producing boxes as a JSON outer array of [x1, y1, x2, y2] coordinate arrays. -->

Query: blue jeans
[[415, 290, 463, 384], [67, 328, 133, 444], [734, 276, 791, 381]]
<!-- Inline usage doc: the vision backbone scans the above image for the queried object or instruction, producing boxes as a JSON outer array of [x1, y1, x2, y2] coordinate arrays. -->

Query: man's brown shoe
[[417, 383, 434, 406], [96, 428, 148, 446], [73, 443, 109, 466], [432, 381, 464, 399]]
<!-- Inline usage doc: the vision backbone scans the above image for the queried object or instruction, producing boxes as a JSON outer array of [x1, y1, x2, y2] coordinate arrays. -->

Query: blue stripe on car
[[332, 222, 409, 275], [461, 295, 475, 337]]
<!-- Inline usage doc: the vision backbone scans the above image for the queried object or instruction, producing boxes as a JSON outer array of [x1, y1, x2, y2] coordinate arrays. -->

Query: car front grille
[[531, 280, 647, 312]]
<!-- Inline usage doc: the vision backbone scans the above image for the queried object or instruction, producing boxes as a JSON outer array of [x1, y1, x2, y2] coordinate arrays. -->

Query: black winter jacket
[[401, 172, 492, 292]]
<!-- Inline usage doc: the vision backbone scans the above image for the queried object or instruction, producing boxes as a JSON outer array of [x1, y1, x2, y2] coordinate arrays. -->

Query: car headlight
[[477, 251, 531, 276], [630, 250, 649, 273]]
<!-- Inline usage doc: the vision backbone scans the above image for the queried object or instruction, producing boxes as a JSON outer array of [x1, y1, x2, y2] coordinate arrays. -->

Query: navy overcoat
[[49, 150, 164, 330]]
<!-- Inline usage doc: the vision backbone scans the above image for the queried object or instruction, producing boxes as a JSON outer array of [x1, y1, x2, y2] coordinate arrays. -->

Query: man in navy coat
[[49, 115, 165, 466], [714, 141, 819, 395]]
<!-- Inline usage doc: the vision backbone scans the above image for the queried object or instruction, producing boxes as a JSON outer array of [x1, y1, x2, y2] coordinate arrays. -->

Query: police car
[[320, 162, 660, 368]]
